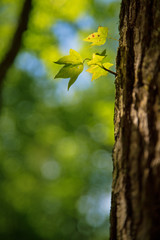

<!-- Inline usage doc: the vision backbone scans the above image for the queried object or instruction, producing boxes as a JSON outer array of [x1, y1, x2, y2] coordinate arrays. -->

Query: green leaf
[[83, 26, 108, 46], [87, 53, 105, 66], [54, 49, 83, 65], [54, 49, 84, 90], [67, 64, 83, 90], [55, 64, 83, 90]]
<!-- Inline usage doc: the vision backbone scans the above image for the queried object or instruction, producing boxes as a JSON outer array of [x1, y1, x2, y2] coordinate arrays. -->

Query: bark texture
[[110, 0, 160, 239]]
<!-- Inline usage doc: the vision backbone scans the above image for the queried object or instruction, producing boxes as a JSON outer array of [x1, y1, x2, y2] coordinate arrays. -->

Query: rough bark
[[0, 0, 32, 86], [110, 0, 160, 239]]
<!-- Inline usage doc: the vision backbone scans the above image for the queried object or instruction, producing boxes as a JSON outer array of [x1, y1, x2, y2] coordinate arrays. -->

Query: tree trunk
[[110, 0, 160, 239], [0, 0, 32, 86]]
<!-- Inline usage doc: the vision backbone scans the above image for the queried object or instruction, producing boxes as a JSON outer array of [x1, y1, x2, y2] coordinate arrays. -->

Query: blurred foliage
[[0, 0, 120, 239]]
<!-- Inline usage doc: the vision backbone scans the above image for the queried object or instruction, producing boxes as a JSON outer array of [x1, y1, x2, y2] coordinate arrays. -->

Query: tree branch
[[0, 0, 32, 85], [101, 65, 117, 76]]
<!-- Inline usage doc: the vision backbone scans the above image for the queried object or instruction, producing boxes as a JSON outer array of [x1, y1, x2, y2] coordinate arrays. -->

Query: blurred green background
[[0, 0, 120, 239]]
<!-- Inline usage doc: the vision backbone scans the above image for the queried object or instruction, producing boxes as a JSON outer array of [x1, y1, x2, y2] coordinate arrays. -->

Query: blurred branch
[[0, 0, 32, 86]]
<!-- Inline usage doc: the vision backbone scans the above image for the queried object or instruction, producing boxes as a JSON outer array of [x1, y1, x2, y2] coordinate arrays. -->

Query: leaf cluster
[[54, 27, 115, 90]]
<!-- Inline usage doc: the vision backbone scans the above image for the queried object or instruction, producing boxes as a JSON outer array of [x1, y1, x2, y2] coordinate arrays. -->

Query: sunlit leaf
[[54, 49, 84, 90], [55, 63, 83, 90], [87, 53, 105, 66], [83, 26, 108, 46], [86, 52, 113, 81], [54, 49, 83, 65], [103, 62, 114, 70], [87, 62, 113, 81], [67, 64, 83, 90]]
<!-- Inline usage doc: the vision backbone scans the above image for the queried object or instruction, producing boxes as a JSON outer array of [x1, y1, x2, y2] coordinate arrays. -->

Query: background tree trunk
[[110, 0, 160, 239], [0, 0, 32, 87]]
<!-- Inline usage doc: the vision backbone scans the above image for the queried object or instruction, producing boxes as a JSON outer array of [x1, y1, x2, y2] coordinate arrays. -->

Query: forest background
[[0, 0, 120, 239]]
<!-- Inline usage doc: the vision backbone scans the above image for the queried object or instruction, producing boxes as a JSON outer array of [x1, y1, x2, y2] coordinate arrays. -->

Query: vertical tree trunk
[[0, 0, 32, 86], [110, 0, 160, 239]]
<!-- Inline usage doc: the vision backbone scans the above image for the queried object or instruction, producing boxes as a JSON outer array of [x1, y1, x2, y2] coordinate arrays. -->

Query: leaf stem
[[83, 58, 91, 63], [108, 37, 119, 41]]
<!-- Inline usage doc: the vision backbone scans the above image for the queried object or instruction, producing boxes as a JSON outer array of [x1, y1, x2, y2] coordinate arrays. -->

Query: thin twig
[[84, 58, 117, 76], [101, 65, 117, 76], [83, 58, 91, 63], [108, 37, 119, 42]]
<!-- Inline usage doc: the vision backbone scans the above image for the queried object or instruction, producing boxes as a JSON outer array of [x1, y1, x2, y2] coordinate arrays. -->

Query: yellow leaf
[[86, 62, 113, 81], [87, 54, 105, 66], [83, 27, 108, 46]]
